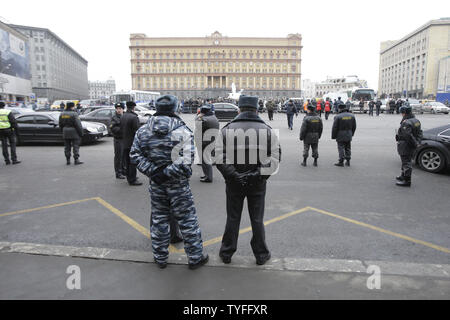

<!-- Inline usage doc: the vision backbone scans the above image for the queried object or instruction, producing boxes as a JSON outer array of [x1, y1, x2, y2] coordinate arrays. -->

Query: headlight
[[86, 127, 97, 133]]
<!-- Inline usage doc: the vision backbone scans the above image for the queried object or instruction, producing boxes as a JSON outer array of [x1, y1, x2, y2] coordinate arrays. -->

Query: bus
[[349, 88, 376, 113], [110, 90, 160, 106]]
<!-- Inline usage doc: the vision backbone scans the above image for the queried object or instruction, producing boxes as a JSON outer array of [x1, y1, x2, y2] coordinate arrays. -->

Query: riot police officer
[[332, 102, 357, 167], [300, 104, 323, 167], [195, 104, 219, 183], [0, 101, 20, 165], [395, 104, 422, 187], [59, 102, 83, 165], [130, 95, 208, 269], [216, 95, 281, 265], [110, 102, 125, 179]]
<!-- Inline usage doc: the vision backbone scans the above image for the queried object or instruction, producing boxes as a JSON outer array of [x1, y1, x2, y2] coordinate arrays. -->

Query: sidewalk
[[0, 244, 449, 299]]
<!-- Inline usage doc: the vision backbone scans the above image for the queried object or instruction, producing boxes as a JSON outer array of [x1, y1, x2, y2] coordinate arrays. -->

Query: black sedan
[[212, 103, 239, 122], [15, 112, 108, 145], [414, 124, 450, 173], [80, 107, 148, 135]]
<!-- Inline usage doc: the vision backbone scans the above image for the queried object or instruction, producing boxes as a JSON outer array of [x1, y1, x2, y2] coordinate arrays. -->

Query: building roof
[[0, 20, 28, 41], [380, 18, 450, 54], [8, 24, 88, 64]]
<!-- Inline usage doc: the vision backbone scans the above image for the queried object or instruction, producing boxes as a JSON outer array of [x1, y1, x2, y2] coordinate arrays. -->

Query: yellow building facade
[[129, 31, 302, 99]]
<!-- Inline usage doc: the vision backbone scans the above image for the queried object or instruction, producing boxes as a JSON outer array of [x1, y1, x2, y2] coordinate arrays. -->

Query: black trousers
[[64, 138, 80, 160], [376, 107, 380, 116], [122, 146, 137, 183], [317, 110, 322, 117], [325, 111, 330, 120], [400, 154, 413, 178], [303, 142, 319, 159], [220, 180, 270, 260], [268, 110, 274, 121], [113, 138, 124, 175], [0, 130, 17, 162], [287, 114, 294, 129], [369, 107, 374, 116], [337, 141, 351, 161]]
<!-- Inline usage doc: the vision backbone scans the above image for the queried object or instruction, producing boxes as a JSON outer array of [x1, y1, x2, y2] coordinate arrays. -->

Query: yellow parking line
[[0, 197, 98, 218], [307, 206, 450, 254], [95, 197, 182, 253], [202, 206, 311, 247]]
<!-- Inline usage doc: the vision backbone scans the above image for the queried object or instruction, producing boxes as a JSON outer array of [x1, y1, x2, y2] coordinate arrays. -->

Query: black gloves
[[152, 171, 169, 185], [230, 171, 247, 186]]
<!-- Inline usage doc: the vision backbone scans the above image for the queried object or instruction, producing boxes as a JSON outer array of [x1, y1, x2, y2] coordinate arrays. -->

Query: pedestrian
[[396, 99, 403, 114], [285, 99, 298, 130], [324, 98, 332, 120], [195, 104, 219, 183], [359, 98, 364, 113], [60, 101, 65, 111], [130, 95, 208, 269], [76, 103, 82, 114], [368, 99, 375, 116], [110, 102, 126, 179], [333, 99, 338, 113], [216, 95, 281, 265], [120, 101, 142, 186], [389, 98, 396, 114], [375, 98, 382, 116], [332, 102, 356, 167], [300, 103, 323, 167], [266, 99, 275, 121], [316, 99, 323, 117], [0, 101, 21, 165], [395, 104, 422, 187], [345, 99, 352, 113], [59, 102, 83, 165]]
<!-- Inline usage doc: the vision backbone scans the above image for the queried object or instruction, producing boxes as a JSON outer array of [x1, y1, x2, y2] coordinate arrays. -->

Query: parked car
[[5, 107, 35, 117], [414, 124, 450, 173], [80, 107, 148, 135], [134, 105, 156, 117], [407, 99, 423, 114], [212, 103, 239, 121], [14, 112, 107, 145], [80, 105, 110, 115], [422, 102, 450, 114]]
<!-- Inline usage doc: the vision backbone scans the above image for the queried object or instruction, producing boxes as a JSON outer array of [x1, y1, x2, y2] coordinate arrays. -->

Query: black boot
[[345, 160, 350, 167], [396, 174, 404, 181], [313, 158, 318, 167], [396, 176, 411, 187], [74, 159, 84, 165], [66, 158, 71, 165], [12, 160, 21, 164], [334, 161, 344, 167], [301, 157, 307, 167]]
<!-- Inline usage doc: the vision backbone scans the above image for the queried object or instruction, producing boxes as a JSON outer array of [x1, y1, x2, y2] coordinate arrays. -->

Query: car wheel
[[418, 149, 446, 173]]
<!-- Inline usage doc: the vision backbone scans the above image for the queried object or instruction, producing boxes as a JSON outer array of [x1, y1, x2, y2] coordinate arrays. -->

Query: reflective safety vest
[[324, 101, 331, 112], [316, 101, 322, 110], [0, 109, 12, 129]]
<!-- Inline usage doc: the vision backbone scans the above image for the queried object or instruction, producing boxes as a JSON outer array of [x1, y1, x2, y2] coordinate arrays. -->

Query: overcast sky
[[2, 0, 449, 92]]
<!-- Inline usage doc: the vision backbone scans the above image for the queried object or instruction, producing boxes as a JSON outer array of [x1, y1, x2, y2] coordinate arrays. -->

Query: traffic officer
[[395, 104, 422, 187], [59, 102, 83, 165], [194, 104, 219, 183], [285, 99, 298, 130], [300, 103, 323, 167], [130, 94, 208, 269], [0, 101, 20, 165], [120, 101, 142, 186], [110, 102, 125, 179], [332, 102, 357, 167], [375, 98, 382, 116], [216, 95, 281, 265]]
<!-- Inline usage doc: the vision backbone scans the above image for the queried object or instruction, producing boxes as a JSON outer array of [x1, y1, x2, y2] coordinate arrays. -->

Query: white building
[[315, 75, 367, 97], [302, 79, 316, 99], [89, 78, 116, 99], [0, 20, 32, 103], [10, 24, 89, 103]]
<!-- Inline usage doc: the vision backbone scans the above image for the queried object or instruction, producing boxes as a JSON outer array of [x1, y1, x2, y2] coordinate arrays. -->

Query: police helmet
[[399, 105, 412, 114], [155, 95, 178, 112]]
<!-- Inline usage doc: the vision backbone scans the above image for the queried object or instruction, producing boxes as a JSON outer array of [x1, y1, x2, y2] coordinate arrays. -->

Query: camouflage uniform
[[130, 114, 204, 264]]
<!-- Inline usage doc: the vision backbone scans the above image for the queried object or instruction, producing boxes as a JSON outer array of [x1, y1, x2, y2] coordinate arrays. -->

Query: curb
[[1, 241, 449, 278]]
